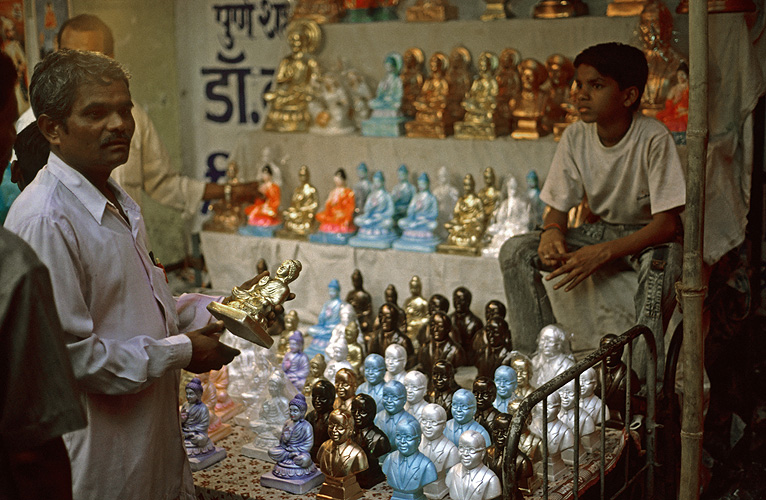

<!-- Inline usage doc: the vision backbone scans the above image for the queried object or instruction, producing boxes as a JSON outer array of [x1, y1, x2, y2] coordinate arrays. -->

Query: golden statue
[[478, 166, 500, 224], [400, 48, 425, 118], [405, 52, 454, 139], [532, 0, 588, 18], [303, 354, 329, 398], [403, 276, 429, 350], [344, 322, 365, 376], [317, 409, 369, 500], [277, 310, 301, 363], [207, 260, 303, 347], [405, 0, 458, 21], [497, 48, 520, 126], [437, 174, 486, 256], [291, 0, 345, 24], [277, 165, 319, 239], [544, 54, 577, 141], [446, 47, 473, 125], [637, 1, 687, 117], [204, 161, 246, 233], [511, 58, 550, 140], [263, 20, 322, 133], [454, 51, 509, 140], [481, 0, 512, 19]]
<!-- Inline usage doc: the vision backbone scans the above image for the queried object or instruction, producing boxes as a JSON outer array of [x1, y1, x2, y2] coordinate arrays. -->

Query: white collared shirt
[[5, 153, 217, 500]]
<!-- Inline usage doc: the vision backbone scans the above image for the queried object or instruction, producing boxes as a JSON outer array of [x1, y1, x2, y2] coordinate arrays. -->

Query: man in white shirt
[[15, 14, 260, 218], [5, 49, 241, 500]]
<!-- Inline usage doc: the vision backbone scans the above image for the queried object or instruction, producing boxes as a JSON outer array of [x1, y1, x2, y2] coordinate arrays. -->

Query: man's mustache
[[100, 133, 132, 146]]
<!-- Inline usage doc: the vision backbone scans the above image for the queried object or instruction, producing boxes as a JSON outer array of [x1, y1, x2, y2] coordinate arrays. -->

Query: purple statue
[[283, 331, 310, 391]]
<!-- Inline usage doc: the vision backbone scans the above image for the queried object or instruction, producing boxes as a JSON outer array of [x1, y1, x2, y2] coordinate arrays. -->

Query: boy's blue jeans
[[498, 220, 682, 382]]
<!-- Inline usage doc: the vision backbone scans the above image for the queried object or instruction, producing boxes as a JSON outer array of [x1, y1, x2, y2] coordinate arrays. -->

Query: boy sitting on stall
[[499, 42, 685, 380]]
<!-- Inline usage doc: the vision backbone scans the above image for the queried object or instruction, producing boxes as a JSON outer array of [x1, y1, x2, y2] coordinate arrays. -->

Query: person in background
[[0, 51, 87, 500]]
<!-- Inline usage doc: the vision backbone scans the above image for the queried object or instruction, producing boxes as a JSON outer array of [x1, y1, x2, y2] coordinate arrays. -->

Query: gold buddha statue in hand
[[263, 20, 322, 133], [277, 165, 319, 239], [437, 174, 486, 256]]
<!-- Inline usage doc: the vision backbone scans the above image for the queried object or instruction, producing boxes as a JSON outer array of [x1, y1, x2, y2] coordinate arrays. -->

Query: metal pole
[[678, 0, 708, 498]]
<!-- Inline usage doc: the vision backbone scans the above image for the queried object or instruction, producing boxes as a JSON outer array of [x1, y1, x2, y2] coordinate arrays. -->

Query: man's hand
[[538, 228, 568, 269], [231, 182, 262, 202], [545, 242, 612, 292], [184, 321, 240, 373]]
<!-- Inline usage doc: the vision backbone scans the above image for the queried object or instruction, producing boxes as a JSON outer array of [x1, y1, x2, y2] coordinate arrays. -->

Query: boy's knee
[[499, 233, 539, 269]]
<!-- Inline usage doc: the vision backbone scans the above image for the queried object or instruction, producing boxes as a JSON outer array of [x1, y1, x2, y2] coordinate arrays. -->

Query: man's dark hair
[[29, 49, 130, 124], [14, 122, 49, 190], [574, 42, 648, 111], [57, 14, 115, 56], [0, 51, 17, 110]]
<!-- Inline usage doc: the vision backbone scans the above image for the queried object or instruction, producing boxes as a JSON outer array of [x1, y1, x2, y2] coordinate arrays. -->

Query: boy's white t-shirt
[[540, 114, 685, 226]]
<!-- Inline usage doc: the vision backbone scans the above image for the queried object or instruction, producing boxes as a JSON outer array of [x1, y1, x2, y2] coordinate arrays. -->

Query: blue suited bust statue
[[349, 171, 397, 249], [394, 172, 441, 253], [382, 414, 438, 500], [305, 279, 347, 357], [262, 394, 325, 493], [493, 365, 518, 413], [374, 380, 412, 454], [362, 52, 410, 137], [444, 389, 492, 448], [357, 354, 386, 413]]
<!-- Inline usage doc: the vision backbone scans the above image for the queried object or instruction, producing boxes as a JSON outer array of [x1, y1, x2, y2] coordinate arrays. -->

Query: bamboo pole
[[678, 0, 708, 498]]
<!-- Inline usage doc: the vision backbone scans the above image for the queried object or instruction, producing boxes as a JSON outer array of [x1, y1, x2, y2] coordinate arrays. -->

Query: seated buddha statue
[[405, 52, 454, 139], [437, 174, 486, 255], [511, 58, 550, 139], [241, 165, 282, 236], [181, 377, 216, 457], [263, 20, 321, 133], [478, 166, 500, 224], [311, 168, 356, 245], [400, 48, 425, 119], [277, 165, 319, 239], [446, 46, 473, 123], [291, 0, 344, 24], [349, 171, 397, 249], [496, 48, 520, 129], [545, 53, 577, 140], [455, 51, 508, 139], [482, 176, 532, 258], [361, 52, 408, 138], [204, 161, 246, 233]]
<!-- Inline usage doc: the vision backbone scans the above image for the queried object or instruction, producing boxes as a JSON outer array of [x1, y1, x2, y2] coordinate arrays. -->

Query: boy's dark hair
[[574, 42, 648, 111], [57, 14, 115, 57], [14, 122, 50, 190], [0, 51, 17, 110]]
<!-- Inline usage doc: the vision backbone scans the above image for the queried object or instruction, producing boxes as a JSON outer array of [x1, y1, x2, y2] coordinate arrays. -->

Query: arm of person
[[546, 207, 682, 292], [537, 206, 570, 269]]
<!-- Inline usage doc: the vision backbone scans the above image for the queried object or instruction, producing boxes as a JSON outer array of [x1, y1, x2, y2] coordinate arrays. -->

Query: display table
[[201, 231, 637, 353]]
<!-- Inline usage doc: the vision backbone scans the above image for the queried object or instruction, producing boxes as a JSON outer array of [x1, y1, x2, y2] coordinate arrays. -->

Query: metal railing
[[502, 325, 658, 500]]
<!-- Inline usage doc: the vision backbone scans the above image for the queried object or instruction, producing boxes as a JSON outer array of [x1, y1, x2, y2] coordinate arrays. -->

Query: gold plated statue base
[[454, 121, 508, 140], [606, 0, 648, 16], [436, 242, 481, 256], [263, 109, 312, 133], [206, 301, 275, 348], [533, 0, 588, 18], [481, 1, 512, 19], [274, 227, 314, 240], [676, 0, 756, 12], [406, 3, 458, 22], [316, 474, 365, 500], [511, 118, 550, 140], [292, 2, 345, 24], [405, 119, 454, 138]]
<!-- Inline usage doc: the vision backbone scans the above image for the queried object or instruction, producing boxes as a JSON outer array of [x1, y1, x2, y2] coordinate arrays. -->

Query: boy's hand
[[184, 321, 240, 373], [538, 229, 568, 269], [545, 242, 612, 292]]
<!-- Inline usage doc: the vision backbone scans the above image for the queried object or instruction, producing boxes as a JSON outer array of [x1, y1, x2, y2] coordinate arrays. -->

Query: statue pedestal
[[241, 442, 276, 462], [261, 469, 325, 494], [511, 118, 549, 140], [361, 116, 409, 137], [436, 242, 481, 256], [561, 445, 588, 466], [454, 121, 505, 140], [532, 0, 588, 18], [263, 109, 311, 133], [606, 0, 648, 16], [405, 119, 453, 139], [392, 231, 441, 253], [310, 230, 355, 245], [317, 474, 365, 500], [239, 224, 282, 238], [206, 301, 274, 348], [406, 3, 458, 21], [208, 422, 233, 442], [535, 453, 568, 482], [275, 227, 314, 240], [423, 475, 449, 499], [344, 8, 376, 22], [348, 228, 397, 249], [480, 1, 513, 20], [188, 446, 227, 471], [581, 432, 601, 453]]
